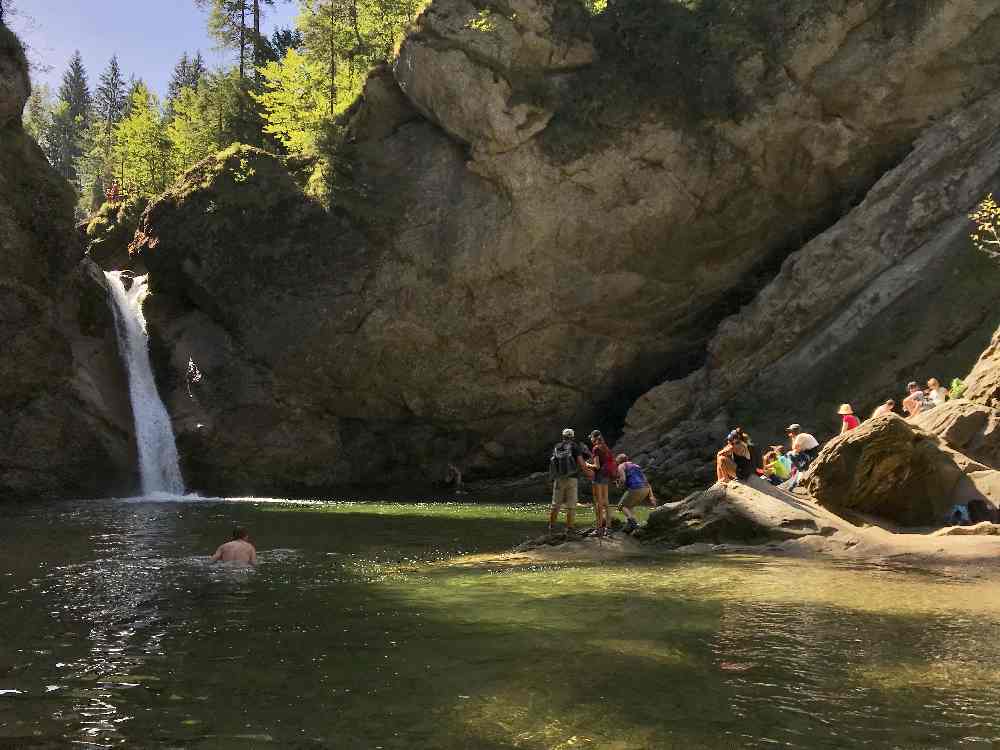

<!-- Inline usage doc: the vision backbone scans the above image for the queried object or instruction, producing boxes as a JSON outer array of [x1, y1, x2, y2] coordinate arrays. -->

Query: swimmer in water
[[211, 527, 257, 565]]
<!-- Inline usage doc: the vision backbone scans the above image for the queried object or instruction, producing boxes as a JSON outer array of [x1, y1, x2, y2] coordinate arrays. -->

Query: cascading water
[[105, 271, 185, 496]]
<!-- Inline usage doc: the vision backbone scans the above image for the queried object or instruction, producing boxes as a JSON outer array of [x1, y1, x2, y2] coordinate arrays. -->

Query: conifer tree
[[46, 51, 92, 183], [95, 54, 126, 134]]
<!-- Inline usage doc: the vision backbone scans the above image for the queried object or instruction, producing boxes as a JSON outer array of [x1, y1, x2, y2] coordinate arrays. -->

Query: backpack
[[549, 441, 578, 479]]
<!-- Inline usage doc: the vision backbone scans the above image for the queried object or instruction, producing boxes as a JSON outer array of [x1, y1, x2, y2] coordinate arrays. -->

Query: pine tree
[[46, 51, 92, 183], [59, 50, 91, 127], [95, 54, 126, 134]]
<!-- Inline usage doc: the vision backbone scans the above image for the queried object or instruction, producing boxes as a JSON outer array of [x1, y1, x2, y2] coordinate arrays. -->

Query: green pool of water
[[1, 497, 999, 748]]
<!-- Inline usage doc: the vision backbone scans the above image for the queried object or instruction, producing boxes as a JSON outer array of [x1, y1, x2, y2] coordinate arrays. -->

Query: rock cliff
[[131, 0, 1000, 496], [0, 27, 135, 499]]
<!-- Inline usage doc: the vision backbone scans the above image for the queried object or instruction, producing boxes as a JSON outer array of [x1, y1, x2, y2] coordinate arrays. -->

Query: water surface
[[2, 498, 999, 748]]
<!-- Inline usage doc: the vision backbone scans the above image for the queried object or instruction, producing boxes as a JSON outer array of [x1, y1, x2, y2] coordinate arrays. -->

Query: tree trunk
[[239, 0, 247, 81], [252, 0, 261, 77]]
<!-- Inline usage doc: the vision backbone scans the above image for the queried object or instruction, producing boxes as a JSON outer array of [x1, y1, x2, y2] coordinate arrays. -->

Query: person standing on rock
[[548, 428, 590, 534], [785, 423, 820, 474], [615, 454, 655, 534], [837, 404, 860, 434], [586, 430, 617, 537]]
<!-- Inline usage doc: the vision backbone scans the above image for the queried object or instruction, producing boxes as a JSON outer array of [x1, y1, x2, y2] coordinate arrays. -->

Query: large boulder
[[643, 477, 855, 548], [964, 326, 1000, 410], [803, 414, 998, 526], [84, 196, 149, 271], [912, 400, 1000, 470], [0, 28, 135, 499], [135, 0, 1000, 495]]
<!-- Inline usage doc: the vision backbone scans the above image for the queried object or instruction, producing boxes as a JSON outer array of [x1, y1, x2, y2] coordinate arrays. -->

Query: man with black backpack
[[548, 428, 591, 535]]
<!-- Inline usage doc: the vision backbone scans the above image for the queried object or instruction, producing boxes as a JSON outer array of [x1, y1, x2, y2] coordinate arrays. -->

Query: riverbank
[[485, 477, 1000, 570]]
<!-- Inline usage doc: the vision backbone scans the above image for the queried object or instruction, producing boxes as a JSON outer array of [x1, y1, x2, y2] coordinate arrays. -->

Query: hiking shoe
[[623, 519, 639, 535]]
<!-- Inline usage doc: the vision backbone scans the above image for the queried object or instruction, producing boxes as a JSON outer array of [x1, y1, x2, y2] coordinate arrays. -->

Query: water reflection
[[2, 498, 1000, 748]]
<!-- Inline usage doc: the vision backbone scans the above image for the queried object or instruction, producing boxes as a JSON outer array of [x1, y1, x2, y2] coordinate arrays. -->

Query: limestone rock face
[[965, 327, 1000, 410], [136, 0, 1000, 495], [623, 88, 1000, 491], [0, 28, 135, 499], [803, 414, 998, 526]]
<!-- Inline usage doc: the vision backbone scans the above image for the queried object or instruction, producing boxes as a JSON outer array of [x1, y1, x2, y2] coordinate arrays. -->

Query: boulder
[[912, 400, 1000, 469], [0, 29, 135, 499], [643, 477, 853, 548], [84, 196, 149, 271], [803, 414, 999, 527], [964, 326, 1000, 410]]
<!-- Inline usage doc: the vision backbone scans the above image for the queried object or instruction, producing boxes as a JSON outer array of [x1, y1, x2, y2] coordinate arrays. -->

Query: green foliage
[[112, 84, 172, 196], [950, 378, 968, 400], [969, 193, 1000, 262], [255, 48, 332, 153]]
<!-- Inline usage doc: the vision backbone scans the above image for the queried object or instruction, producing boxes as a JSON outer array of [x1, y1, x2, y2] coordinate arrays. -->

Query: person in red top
[[586, 430, 617, 537], [838, 404, 860, 434]]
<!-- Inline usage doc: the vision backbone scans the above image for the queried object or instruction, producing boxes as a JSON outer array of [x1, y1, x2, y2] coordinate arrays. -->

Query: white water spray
[[105, 271, 185, 496]]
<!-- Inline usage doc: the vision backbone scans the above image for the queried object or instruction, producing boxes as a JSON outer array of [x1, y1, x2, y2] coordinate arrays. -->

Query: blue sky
[[12, 0, 298, 98]]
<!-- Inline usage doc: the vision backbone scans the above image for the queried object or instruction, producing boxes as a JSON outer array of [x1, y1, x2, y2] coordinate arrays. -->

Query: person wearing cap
[[902, 381, 930, 417], [614, 453, 655, 534], [716, 429, 751, 482], [785, 423, 819, 473], [548, 428, 591, 534], [837, 404, 860, 434]]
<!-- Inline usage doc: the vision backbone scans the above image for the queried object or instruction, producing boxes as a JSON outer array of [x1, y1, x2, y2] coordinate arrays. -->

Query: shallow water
[[2, 498, 1000, 749]]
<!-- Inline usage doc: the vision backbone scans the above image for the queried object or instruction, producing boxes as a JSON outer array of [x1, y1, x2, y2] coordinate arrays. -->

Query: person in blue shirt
[[614, 454, 656, 534]]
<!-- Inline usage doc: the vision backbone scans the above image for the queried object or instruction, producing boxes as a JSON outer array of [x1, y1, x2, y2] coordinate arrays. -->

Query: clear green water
[[2, 498, 1000, 749]]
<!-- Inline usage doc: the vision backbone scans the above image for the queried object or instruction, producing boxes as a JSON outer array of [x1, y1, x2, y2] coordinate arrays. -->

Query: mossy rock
[[85, 195, 149, 270]]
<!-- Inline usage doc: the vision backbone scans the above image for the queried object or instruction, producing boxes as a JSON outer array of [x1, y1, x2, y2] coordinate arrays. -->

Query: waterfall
[[105, 271, 185, 496]]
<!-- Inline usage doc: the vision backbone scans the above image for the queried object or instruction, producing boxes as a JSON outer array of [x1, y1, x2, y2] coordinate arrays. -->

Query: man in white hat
[[785, 423, 820, 474], [548, 428, 591, 534]]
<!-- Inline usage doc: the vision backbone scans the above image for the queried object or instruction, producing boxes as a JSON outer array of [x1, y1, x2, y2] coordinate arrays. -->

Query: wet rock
[[803, 414, 999, 527], [0, 29, 134, 499]]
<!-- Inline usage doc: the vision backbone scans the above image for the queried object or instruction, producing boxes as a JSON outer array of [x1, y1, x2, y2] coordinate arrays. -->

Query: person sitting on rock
[[586, 430, 617, 537], [614, 454, 655, 534], [212, 527, 257, 565], [926, 378, 949, 407], [760, 446, 791, 486], [548, 428, 591, 535], [869, 399, 895, 420], [785, 423, 820, 474], [902, 381, 931, 417], [838, 404, 860, 434], [716, 430, 752, 482]]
